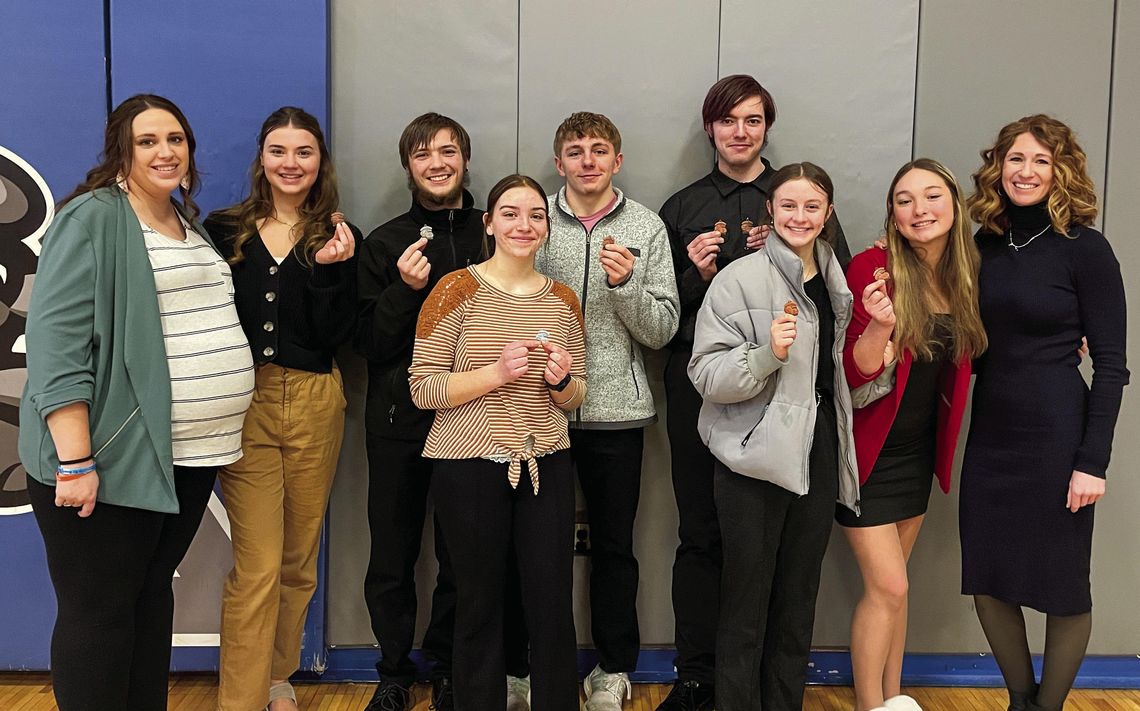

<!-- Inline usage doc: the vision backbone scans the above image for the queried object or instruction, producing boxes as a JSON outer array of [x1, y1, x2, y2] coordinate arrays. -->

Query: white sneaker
[[506, 674, 531, 711], [884, 694, 923, 711], [583, 664, 631, 711]]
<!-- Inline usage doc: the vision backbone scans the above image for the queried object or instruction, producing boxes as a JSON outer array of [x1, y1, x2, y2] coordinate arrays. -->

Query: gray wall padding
[[327, 0, 1139, 655]]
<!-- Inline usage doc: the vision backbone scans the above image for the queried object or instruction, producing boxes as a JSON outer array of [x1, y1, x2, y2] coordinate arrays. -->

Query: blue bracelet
[[56, 463, 98, 476]]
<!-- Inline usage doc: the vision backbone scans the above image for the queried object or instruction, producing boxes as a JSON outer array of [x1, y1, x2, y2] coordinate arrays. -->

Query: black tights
[[974, 595, 1091, 710]]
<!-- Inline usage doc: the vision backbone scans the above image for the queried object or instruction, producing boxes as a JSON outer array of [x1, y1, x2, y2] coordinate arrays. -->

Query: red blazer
[[843, 248, 972, 493]]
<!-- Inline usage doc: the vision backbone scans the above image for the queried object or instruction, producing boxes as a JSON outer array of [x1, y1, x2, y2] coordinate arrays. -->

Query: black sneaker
[[655, 680, 714, 710], [430, 675, 455, 711], [365, 680, 410, 711]]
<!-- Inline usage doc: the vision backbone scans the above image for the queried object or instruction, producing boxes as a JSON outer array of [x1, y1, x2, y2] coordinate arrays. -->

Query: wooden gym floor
[[1, 675, 1138, 710]]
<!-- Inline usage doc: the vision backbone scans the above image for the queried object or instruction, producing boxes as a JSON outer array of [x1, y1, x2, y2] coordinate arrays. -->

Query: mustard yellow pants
[[217, 364, 346, 710]]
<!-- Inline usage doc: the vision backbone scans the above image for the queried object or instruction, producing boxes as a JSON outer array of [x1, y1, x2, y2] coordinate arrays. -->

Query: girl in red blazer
[[839, 159, 988, 711]]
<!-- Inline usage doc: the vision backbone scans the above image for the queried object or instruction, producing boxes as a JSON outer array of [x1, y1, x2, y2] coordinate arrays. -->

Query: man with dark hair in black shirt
[[355, 113, 491, 711], [655, 75, 851, 711]]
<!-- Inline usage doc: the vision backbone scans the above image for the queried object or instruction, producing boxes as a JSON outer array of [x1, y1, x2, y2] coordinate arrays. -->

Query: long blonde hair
[[884, 159, 987, 362], [967, 114, 1098, 236]]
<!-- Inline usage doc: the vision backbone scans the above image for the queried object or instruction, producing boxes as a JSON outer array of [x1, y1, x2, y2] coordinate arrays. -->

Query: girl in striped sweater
[[410, 174, 586, 711]]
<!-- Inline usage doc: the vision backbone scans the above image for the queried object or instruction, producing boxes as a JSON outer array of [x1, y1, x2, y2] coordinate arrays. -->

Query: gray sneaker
[[506, 674, 531, 711], [583, 664, 631, 711]]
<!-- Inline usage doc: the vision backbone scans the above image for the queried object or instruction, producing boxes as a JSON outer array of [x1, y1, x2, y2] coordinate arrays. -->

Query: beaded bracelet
[[56, 463, 97, 481]]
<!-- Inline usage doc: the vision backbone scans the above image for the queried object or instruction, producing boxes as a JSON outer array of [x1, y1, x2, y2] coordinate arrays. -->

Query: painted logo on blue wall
[[0, 146, 53, 515]]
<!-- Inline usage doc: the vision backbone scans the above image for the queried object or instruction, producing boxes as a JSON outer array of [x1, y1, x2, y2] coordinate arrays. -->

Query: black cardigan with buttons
[[204, 213, 360, 373]]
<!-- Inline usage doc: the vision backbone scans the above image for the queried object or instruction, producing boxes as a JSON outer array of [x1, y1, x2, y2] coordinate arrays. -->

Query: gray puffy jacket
[[688, 235, 860, 512]]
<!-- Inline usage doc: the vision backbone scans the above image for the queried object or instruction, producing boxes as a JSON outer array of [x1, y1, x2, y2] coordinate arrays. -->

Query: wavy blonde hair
[[214, 107, 340, 266], [885, 159, 987, 362], [967, 114, 1098, 235]]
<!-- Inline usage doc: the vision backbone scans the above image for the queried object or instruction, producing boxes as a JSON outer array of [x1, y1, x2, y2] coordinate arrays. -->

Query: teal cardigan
[[19, 187, 221, 514]]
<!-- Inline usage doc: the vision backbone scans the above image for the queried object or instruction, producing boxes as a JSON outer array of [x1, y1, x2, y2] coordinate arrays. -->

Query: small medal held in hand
[[536, 330, 550, 343], [420, 225, 434, 241]]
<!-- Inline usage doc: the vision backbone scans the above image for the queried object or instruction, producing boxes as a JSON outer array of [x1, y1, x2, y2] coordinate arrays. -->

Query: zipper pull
[[388, 404, 396, 423]]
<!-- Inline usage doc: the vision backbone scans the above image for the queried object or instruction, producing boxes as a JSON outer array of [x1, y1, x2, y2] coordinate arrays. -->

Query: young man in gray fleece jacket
[[534, 111, 680, 711]]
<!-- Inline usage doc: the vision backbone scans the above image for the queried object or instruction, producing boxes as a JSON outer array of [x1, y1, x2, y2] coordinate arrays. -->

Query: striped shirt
[[141, 218, 254, 466], [410, 267, 587, 492]]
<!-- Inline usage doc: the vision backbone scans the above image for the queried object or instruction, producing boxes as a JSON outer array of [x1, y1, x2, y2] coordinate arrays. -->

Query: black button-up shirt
[[204, 214, 360, 373], [659, 160, 851, 349]]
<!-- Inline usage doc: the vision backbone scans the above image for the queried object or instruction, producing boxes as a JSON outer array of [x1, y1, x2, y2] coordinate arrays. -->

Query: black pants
[[363, 435, 456, 685], [364, 435, 530, 684], [571, 427, 644, 673], [714, 395, 840, 711], [28, 466, 216, 711], [664, 349, 721, 685], [432, 452, 578, 711]]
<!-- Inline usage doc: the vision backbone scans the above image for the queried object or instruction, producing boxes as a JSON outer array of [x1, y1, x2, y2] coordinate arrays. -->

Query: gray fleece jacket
[[687, 234, 860, 512], [535, 187, 679, 428]]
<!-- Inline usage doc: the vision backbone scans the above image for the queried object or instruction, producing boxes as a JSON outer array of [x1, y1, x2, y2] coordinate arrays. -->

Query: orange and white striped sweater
[[410, 267, 587, 492]]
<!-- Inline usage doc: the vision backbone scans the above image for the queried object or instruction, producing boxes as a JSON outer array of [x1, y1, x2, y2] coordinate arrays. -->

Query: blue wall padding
[[110, 0, 329, 216], [0, 0, 108, 199], [0, 0, 108, 670]]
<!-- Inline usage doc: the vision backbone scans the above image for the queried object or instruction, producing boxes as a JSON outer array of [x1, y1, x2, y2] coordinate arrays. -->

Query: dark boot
[[1007, 684, 1038, 711], [429, 675, 454, 711]]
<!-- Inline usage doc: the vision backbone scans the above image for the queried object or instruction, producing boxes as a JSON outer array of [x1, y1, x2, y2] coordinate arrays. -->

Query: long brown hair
[[214, 107, 339, 265], [60, 93, 201, 217], [967, 114, 1098, 236], [885, 159, 987, 362]]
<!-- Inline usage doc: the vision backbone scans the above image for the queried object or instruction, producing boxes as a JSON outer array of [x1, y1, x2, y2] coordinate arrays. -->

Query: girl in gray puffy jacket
[[688, 162, 858, 711]]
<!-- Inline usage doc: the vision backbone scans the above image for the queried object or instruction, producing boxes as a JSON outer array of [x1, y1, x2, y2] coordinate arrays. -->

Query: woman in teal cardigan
[[19, 94, 254, 711]]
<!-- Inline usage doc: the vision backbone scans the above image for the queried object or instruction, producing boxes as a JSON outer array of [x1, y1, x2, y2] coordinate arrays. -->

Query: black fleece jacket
[[354, 190, 486, 440]]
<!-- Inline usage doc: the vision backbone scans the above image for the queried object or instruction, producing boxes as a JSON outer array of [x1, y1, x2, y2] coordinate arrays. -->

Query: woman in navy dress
[[961, 114, 1128, 711]]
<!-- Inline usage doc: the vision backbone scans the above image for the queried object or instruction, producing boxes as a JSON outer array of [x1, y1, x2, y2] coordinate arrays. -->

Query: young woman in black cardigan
[[205, 106, 358, 711]]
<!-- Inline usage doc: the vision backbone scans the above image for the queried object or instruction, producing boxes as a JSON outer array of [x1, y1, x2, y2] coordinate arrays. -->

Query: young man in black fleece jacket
[[656, 75, 852, 711], [356, 113, 510, 711]]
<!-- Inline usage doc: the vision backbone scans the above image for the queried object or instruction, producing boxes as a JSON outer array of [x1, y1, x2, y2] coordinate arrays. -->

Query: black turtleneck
[[973, 202, 1129, 477], [1006, 200, 1054, 244]]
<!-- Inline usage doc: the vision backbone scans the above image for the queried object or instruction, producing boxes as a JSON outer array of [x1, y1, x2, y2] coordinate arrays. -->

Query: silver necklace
[[1007, 224, 1050, 251]]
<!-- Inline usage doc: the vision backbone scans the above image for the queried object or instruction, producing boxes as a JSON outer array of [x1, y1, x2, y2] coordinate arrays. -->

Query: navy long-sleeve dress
[[960, 201, 1128, 615]]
